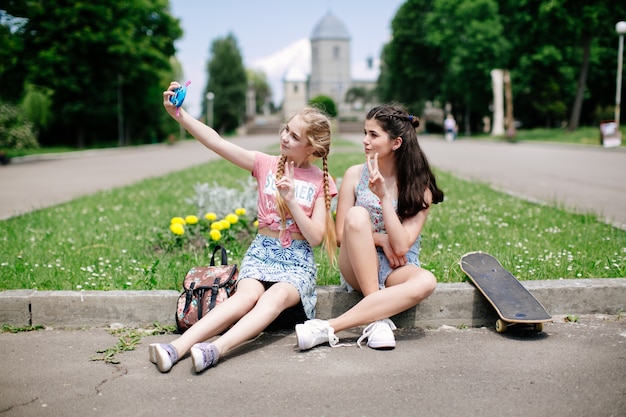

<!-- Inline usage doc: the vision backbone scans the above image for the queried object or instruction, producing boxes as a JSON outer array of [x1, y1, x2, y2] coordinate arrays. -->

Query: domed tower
[[309, 12, 351, 110]]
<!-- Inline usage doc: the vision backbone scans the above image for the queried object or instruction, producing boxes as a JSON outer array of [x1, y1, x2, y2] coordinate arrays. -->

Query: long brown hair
[[366, 104, 444, 220], [275, 107, 337, 263]]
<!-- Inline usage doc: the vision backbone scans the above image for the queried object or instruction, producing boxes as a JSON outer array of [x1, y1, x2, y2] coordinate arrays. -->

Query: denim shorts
[[341, 237, 421, 292]]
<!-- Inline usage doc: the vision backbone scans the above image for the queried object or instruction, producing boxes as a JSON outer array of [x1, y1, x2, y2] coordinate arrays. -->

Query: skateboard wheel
[[495, 319, 507, 333], [534, 323, 544, 332]]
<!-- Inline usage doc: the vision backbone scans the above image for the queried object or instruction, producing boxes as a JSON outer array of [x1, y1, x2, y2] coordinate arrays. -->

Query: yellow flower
[[169, 223, 185, 235], [170, 216, 186, 225], [185, 215, 199, 225], [225, 213, 239, 224], [220, 219, 231, 229], [209, 229, 222, 241], [235, 208, 246, 216], [205, 212, 217, 221], [210, 221, 223, 231], [253, 220, 259, 228]]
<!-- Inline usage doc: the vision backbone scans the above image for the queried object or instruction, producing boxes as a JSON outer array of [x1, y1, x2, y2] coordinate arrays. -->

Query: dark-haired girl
[[296, 104, 444, 350]]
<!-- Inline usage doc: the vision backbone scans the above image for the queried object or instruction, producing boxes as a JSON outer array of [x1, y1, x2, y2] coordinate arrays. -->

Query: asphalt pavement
[[1, 133, 625, 417]]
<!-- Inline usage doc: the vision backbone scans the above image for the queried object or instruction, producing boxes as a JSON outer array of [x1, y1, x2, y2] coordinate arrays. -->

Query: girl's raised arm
[[163, 83, 255, 171]]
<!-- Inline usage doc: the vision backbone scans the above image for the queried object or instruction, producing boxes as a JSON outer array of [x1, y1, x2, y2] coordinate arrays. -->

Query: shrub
[[0, 102, 40, 154], [309, 95, 338, 118]]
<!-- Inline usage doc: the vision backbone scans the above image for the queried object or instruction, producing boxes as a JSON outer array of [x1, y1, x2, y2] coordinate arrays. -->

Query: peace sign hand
[[276, 160, 295, 202], [367, 153, 387, 199]]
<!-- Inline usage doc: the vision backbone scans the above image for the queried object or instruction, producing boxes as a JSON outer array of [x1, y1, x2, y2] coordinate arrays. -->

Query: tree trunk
[[568, 34, 591, 132], [76, 127, 85, 149]]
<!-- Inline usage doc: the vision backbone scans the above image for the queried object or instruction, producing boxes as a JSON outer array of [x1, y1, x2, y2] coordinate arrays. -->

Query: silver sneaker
[[149, 343, 178, 372], [190, 342, 220, 373], [295, 319, 340, 351], [357, 319, 397, 349]]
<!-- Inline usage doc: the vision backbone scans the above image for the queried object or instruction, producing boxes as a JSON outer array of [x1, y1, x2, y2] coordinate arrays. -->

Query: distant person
[[444, 114, 458, 141], [295, 104, 444, 351], [150, 81, 337, 373]]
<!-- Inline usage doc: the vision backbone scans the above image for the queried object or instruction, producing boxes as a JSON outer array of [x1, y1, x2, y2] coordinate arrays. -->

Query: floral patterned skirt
[[239, 234, 317, 320]]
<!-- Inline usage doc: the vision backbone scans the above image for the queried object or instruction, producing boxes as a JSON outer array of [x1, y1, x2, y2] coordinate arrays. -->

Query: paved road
[[1, 133, 625, 417], [0, 314, 624, 417], [418, 138, 626, 230], [2, 134, 625, 230]]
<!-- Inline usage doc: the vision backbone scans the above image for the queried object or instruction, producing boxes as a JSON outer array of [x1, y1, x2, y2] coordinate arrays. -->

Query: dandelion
[[170, 223, 185, 235], [235, 208, 246, 216], [205, 212, 218, 221], [220, 219, 231, 229], [185, 215, 199, 225], [170, 216, 186, 225], [211, 221, 224, 231], [254, 220, 259, 228], [209, 229, 222, 241], [225, 213, 239, 224]]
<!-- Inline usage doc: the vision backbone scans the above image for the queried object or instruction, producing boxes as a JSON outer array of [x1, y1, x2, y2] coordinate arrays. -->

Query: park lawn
[[1, 151, 625, 291]]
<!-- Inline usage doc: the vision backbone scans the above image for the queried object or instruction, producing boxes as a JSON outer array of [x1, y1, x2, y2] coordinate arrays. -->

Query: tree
[[379, 0, 508, 132], [1, 0, 182, 147], [205, 33, 247, 134], [426, 0, 509, 131], [345, 86, 376, 110], [379, 0, 625, 130], [378, 0, 440, 115], [0, 8, 28, 103], [246, 68, 272, 114], [21, 83, 52, 131]]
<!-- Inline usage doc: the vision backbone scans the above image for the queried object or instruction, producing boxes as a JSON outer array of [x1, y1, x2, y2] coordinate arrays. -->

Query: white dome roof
[[283, 67, 308, 82], [311, 12, 350, 40]]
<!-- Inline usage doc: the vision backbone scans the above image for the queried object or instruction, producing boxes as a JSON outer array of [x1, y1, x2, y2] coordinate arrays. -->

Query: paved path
[[418, 138, 626, 230], [0, 315, 624, 417], [2, 134, 625, 230]]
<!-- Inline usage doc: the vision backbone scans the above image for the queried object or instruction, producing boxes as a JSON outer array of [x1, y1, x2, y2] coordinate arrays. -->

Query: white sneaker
[[149, 343, 157, 363], [357, 319, 397, 349], [295, 319, 339, 351]]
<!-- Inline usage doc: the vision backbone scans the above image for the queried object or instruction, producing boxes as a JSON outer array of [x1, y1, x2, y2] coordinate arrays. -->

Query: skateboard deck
[[459, 251, 552, 333]]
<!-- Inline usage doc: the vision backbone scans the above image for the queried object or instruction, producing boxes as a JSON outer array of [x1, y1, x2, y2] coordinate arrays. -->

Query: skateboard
[[459, 251, 552, 333]]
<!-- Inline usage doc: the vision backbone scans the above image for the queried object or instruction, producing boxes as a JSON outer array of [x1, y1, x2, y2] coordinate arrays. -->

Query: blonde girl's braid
[[275, 154, 290, 230], [321, 156, 337, 264]]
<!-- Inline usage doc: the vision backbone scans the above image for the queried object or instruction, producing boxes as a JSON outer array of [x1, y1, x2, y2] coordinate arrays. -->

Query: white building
[[282, 12, 376, 122]]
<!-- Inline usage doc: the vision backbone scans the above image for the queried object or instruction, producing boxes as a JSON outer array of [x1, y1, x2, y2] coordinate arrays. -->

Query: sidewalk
[[1, 134, 625, 417]]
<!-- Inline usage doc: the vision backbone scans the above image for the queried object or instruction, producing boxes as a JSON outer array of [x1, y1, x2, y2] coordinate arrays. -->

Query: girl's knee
[[409, 269, 437, 300], [343, 206, 371, 231], [421, 270, 437, 297]]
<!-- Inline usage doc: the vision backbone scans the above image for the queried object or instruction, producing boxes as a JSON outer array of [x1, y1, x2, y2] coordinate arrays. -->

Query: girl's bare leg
[[170, 278, 265, 357], [211, 282, 301, 356], [329, 266, 436, 332], [338, 206, 380, 295]]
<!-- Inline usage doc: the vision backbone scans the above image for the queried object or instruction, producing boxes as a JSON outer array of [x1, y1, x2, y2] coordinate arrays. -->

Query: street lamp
[[206, 92, 215, 128], [615, 21, 626, 128]]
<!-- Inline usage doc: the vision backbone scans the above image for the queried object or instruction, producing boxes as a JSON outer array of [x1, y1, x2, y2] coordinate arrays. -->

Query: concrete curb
[[2, 278, 624, 329]]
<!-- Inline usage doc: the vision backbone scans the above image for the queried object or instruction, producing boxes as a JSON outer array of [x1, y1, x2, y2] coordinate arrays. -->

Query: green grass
[[469, 126, 624, 146], [1, 149, 624, 291]]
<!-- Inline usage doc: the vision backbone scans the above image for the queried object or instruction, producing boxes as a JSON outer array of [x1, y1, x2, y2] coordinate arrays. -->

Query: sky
[[169, 0, 405, 117]]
